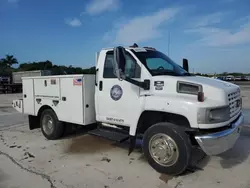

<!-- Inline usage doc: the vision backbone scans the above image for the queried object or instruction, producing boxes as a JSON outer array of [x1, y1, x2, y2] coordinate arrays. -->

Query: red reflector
[[198, 92, 204, 102]]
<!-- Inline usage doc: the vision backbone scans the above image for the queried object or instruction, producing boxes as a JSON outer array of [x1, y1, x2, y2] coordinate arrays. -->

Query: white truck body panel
[[34, 78, 60, 98], [23, 79, 35, 115], [22, 74, 96, 125], [58, 77, 84, 124]]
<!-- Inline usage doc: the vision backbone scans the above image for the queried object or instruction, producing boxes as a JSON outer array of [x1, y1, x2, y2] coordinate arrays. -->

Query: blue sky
[[0, 0, 250, 73]]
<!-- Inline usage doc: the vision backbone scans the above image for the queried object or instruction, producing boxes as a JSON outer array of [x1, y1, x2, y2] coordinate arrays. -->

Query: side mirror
[[113, 46, 126, 80], [183, 58, 189, 72]]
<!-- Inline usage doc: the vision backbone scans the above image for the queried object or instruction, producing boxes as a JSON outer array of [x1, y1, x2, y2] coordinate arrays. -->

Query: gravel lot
[[0, 86, 250, 188]]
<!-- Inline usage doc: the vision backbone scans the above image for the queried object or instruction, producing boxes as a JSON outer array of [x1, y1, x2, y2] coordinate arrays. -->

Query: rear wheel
[[40, 109, 64, 140], [143, 122, 192, 175]]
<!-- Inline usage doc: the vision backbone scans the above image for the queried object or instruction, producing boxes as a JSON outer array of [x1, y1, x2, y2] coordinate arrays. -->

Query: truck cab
[[94, 45, 243, 174], [13, 45, 244, 176]]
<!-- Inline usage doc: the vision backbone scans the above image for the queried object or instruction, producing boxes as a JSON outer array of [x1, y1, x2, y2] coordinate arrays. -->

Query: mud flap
[[128, 136, 136, 156], [28, 115, 40, 130]]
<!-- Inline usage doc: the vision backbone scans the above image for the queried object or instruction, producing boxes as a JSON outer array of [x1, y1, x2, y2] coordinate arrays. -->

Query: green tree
[[18, 60, 52, 71], [0, 55, 18, 76], [0, 55, 18, 67], [83, 66, 96, 74]]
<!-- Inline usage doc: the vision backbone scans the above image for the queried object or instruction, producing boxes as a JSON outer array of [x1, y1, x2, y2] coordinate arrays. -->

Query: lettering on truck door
[[95, 50, 142, 131]]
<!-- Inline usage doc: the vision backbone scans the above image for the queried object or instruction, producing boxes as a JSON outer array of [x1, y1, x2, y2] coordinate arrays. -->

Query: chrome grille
[[228, 89, 241, 118]]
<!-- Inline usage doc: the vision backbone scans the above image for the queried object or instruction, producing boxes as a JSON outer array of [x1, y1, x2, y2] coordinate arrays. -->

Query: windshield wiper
[[153, 71, 181, 76], [182, 72, 192, 76], [153, 71, 193, 76]]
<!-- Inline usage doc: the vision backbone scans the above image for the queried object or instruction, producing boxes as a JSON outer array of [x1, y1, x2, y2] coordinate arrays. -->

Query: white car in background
[[226, 75, 235, 81], [234, 76, 242, 81]]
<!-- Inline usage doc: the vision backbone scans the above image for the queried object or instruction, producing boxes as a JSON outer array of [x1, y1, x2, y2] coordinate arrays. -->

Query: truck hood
[[151, 75, 240, 106], [179, 76, 239, 92]]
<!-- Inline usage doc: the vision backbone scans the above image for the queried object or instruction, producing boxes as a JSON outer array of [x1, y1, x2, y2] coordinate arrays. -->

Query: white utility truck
[[12, 45, 244, 175]]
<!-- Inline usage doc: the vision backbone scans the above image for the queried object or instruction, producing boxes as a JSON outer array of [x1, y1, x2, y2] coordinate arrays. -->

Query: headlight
[[198, 106, 230, 124]]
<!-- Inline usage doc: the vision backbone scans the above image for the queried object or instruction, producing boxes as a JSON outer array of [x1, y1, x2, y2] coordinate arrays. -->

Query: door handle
[[99, 81, 103, 91], [95, 68, 99, 86]]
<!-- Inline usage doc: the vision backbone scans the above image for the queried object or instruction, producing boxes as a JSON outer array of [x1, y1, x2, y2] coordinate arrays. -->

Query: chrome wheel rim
[[149, 133, 179, 167], [42, 114, 54, 135]]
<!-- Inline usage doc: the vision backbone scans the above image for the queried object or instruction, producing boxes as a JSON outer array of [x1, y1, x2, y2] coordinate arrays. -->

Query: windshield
[[131, 49, 191, 76]]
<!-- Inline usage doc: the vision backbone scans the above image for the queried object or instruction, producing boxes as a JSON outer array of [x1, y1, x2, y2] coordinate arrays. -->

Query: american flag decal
[[73, 78, 82, 86]]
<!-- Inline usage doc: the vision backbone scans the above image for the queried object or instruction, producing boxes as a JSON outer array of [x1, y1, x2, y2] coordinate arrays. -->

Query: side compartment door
[[95, 50, 142, 129], [23, 79, 35, 115]]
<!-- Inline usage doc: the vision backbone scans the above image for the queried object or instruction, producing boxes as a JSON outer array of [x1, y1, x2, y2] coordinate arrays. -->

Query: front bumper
[[195, 113, 244, 155]]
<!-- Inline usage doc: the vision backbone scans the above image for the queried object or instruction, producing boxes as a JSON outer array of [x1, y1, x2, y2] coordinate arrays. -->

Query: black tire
[[40, 109, 64, 140], [143, 122, 192, 175]]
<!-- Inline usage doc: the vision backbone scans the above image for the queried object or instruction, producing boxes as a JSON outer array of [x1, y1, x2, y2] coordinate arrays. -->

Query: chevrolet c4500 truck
[[13, 45, 244, 175]]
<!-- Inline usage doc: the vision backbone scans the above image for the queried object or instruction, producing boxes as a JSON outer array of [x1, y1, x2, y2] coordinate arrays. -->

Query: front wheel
[[143, 122, 192, 175]]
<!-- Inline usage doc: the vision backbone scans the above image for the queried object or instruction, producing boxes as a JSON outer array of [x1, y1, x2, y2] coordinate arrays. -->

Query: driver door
[[95, 50, 142, 129]]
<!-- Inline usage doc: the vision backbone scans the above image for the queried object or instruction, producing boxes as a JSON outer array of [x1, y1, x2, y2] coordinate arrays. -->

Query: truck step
[[88, 126, 129, 143]]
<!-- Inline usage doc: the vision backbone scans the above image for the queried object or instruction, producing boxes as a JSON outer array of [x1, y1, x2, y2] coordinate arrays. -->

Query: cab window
[[103, 52, 141, 78]]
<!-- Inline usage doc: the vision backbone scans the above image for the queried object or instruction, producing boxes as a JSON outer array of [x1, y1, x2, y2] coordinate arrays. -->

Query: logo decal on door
[[110, 85, 123, 101]]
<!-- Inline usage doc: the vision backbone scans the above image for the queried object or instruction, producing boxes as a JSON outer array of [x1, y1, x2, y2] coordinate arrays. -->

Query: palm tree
[[0, 55, 18, 67]]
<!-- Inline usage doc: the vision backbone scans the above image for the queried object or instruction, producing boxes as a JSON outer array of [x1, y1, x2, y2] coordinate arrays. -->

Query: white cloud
[[235, 15, 250, 25], [190, 12, 225, 28], [65, 18, 82, 27], [185, 12, 250, 47], [104, 8, 180, 45], [186, 22, 250, 47], [85, 0, 120, 15]]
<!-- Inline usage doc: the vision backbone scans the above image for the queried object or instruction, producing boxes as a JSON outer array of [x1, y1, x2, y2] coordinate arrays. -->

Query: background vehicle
[[12, 70, 51, 84], [216, 76, 226, 81], [225, 75, 235, 81], [240, 76, 249, 81], [0, 70, 51, 93], [235, 76, 242, 81], [0, 76, 10, 84], [12, 45, 244, 175]]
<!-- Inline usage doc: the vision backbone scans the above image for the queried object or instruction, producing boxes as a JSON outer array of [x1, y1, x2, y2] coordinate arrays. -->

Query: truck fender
[[29, 105, 53, 130]]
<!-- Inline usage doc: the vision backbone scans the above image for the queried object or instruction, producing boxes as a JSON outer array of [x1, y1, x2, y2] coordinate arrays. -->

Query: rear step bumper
[[12, 99, 23, 113]]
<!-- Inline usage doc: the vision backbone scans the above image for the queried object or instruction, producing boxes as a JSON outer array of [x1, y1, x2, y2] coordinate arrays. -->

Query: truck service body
[[13, 45, 244, 175]]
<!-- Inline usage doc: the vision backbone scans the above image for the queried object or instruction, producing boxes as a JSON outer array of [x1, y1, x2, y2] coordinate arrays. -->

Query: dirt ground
[[0, 86, 250, 188]]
